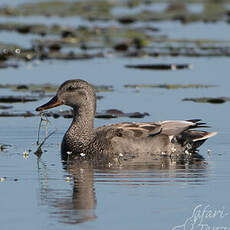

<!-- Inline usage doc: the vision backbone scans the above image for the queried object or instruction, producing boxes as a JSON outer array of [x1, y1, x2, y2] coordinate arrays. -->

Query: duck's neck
[[65, 105, 95, 144]]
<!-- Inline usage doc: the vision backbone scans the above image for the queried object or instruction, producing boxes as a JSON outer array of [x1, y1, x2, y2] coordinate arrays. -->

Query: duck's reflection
[[62, 159, 96, 224], [38, 157, 96, 224], [37, 153, 207, 225]]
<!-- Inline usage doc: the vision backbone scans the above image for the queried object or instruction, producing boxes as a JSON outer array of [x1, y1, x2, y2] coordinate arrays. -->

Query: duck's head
[[36, 79, 96, 113]]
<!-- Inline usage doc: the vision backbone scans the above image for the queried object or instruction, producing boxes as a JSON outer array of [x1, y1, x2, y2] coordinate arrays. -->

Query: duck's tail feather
[[175, 129, 217, 152], [189, 131, 217, 149], [191, 131, 217, 142], [186, 119, 202, 123]]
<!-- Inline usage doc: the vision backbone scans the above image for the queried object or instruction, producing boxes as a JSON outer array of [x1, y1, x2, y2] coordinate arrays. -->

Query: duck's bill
[[36, 95, 63, 111]]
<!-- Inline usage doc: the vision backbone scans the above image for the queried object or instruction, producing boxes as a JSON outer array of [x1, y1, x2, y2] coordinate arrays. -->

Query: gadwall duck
[[36, 79, 216, 163]]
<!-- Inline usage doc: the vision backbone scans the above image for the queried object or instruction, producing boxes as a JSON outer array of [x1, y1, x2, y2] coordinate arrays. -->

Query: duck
[[36, 79, 217, 164]]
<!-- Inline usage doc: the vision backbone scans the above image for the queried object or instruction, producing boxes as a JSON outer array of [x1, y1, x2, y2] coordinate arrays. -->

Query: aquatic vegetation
[[0, 83, 58, 93], [183, 97, 230, 104], [0, 21, 230, 62], [0, 1, 115, 18], [23, 151, 29, 159], [34, 114, 56, 158], [0, 177, 6, 182], [0, 96, 38, 103], [0, 63, 18, 69], [95, 109, 150, 119], [0, 0, 229, 63], [0, 83, 113, 93], [0, 105, 13, 110], [124, 84, 216, 89], [0, 0, 229, 23], [65, 176, 71, 182], [0, 111, 35, 117], [0, 109, 149, 119], [125, 64, 192, 70], [0, 144, 12, 151]]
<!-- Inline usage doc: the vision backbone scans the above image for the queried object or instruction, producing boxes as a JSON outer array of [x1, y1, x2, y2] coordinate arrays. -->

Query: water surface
[[0, 13, 230, 230]]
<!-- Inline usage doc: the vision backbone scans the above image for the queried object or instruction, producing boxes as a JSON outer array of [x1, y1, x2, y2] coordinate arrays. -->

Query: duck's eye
[[67, 86, 78, 91]]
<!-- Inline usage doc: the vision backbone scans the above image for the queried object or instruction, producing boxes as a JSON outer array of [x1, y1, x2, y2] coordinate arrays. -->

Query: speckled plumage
[[36, 79, 217, 164]]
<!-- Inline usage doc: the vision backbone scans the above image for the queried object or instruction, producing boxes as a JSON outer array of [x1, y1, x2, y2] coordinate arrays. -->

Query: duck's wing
[[96, 119, 214, 140], [157, 120, 217, 147], [96, 122, 162, 139], [159, 120, 201, 137]]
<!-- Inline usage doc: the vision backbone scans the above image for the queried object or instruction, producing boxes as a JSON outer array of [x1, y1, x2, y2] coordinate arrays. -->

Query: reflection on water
[[38, 158, 96, 224], [37, 153, 207, 225]]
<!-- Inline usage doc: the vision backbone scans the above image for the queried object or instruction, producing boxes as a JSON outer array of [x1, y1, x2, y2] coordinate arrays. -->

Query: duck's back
[[94, 120, 217, 157]]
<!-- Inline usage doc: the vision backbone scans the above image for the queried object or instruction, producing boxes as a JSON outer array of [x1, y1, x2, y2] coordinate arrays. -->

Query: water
[[0, 12, 230, 230], [0, 54, 229, 229]]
